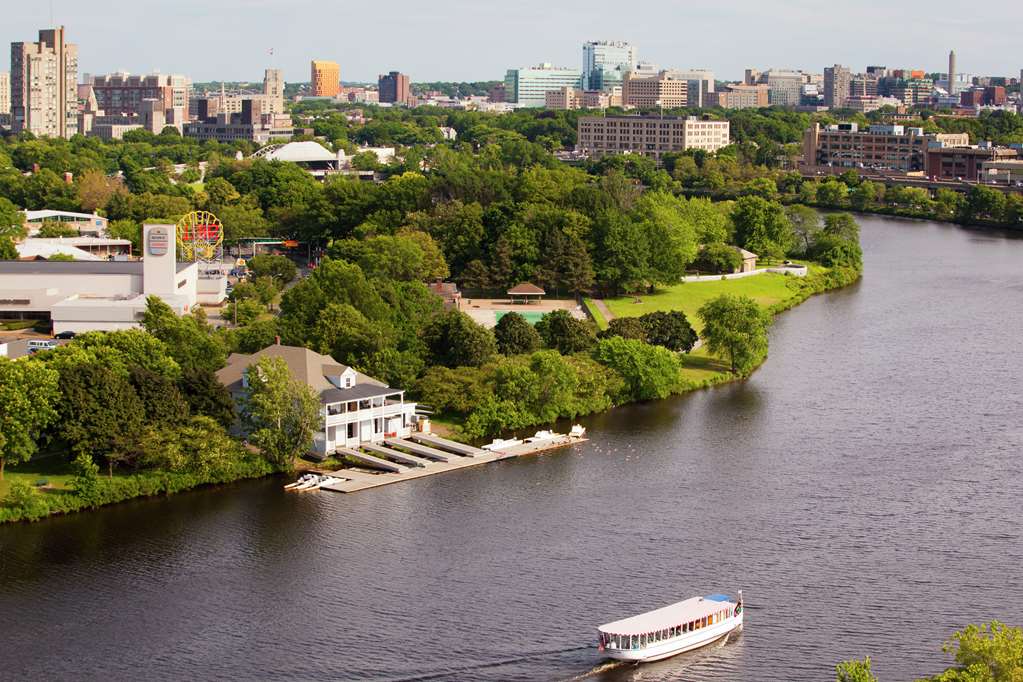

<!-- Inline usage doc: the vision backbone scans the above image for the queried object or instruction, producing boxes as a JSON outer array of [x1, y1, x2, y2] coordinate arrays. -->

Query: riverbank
[[2, 265, 858, 524], [0, 453, 276, 524]]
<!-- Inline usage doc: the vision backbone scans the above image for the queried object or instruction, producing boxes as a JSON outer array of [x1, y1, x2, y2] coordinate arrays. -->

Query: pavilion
[[507, 282, 545, 304]]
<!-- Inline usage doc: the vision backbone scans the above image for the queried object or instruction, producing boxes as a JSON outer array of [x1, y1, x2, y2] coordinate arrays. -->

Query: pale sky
[[4, 0, 1020, 83]]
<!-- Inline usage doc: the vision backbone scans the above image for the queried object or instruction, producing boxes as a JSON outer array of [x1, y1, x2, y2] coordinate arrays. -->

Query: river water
[[2, 215, 1023, 681]]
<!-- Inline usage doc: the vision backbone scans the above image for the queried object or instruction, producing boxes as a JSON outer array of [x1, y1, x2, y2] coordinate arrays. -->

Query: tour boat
[[597, 592, 743, 663]]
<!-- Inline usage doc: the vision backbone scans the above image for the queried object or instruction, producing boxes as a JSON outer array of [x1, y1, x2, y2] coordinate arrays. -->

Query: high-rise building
[[748, 69, 806, 107], [310, 60, 340, 97], [504, 64, 583, 107], [10, 26, 79, 138], [622, 71, 688, 108], [90, 73, 190, 116], [378, 71, 411, 104], [824, 64, 851, 109], [264, 68, 284, 110], [707, 84, 769, 110], [582, 40, 637, 91], [0, 71, 10, 116], [665, 69, 715, 107]]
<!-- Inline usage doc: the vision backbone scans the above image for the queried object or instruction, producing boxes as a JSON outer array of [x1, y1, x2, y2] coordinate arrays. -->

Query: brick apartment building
[[578, 115, 730, 162]]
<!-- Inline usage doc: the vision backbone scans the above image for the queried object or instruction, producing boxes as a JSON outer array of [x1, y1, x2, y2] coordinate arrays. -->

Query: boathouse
[[215, 343, 418, 458]]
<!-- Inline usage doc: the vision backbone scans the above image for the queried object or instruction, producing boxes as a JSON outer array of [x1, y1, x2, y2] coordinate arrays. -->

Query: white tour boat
[[597, 592, 743, 663]]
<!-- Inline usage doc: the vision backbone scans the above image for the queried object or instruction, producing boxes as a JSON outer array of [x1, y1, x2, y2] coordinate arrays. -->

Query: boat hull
[[603, 615, 742, 663]]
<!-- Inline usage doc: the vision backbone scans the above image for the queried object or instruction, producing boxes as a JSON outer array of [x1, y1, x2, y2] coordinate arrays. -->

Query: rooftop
[[598, 595, 735, 635], [252, 140, 337, 163], [0, 260, 193, 275], [216, 344, 388, 397], [507, 282, 545, 295], [24, 209, 104, 222]]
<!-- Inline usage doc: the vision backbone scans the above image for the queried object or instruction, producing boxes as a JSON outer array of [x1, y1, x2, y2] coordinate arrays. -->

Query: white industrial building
[[0, 224, 225, 333]]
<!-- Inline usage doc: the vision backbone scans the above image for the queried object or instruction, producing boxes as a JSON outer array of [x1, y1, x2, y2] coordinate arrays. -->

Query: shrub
[[691, 243, 742, 274]]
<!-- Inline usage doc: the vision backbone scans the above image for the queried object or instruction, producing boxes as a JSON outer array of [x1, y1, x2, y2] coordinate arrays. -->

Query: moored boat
[[597, 592, 743, 663]]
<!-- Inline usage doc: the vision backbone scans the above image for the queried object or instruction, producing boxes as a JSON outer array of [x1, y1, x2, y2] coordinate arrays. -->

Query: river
[[2, 215, 1023, 681]]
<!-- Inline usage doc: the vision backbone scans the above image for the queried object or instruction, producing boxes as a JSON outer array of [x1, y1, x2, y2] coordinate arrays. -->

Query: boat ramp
[[314, 432, 586, 494]]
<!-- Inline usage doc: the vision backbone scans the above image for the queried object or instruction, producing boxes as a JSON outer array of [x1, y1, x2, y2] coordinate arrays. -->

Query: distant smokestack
[[948, 50, 957, 95]]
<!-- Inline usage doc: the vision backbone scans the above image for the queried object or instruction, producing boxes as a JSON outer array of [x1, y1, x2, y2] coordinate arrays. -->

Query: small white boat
[[315, 476, 341, 489], [525, 430, 558, 443], [482, 438, 524, 451], [294, 476, 323, 491], [597, 592, 743, 663], [570, 424, 586, 438], [284, 474, 316, 490]]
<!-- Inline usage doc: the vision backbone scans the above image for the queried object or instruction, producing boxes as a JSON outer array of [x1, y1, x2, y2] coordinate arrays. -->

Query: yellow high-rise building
[[310, 60, 340, 97]]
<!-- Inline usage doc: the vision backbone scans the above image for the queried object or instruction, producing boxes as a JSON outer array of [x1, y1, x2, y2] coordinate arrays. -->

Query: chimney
[[274, 335, 281, 345], [64, 172, 73, 184]]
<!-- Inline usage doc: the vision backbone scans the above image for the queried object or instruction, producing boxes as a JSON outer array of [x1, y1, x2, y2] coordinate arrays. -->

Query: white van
[[27, 340, 58, 353]]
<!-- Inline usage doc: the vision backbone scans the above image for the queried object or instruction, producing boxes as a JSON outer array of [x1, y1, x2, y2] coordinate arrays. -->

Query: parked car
[[28, 340, 59, 353], [54, 331, 76, 339]]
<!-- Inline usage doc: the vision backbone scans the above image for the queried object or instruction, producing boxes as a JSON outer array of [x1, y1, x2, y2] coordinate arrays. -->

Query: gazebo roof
[[507, 282, 545, 295]]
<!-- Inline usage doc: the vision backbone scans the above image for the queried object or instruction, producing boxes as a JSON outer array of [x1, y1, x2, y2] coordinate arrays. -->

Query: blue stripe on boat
[[704, 594, 731, 602]]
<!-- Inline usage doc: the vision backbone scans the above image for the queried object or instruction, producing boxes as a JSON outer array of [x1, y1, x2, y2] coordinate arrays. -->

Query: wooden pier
[[316, 434, 586, 494]]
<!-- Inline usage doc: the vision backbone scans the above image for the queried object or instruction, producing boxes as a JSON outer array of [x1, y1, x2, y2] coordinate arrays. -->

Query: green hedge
[[1, 457, 275, 524]]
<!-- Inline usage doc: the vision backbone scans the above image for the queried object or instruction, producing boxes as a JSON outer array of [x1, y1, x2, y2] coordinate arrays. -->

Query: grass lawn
[[0, 455, 76, 498], [680, 345, 732, 383], [606, 273, 794, 333], [582, 298, 607, 329]]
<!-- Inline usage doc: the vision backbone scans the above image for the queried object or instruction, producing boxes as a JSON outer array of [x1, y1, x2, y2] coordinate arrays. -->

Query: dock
[[317, 433, 586, 494]]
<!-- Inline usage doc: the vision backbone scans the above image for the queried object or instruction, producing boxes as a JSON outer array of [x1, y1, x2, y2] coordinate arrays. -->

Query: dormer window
[[345, 376, 352, 388]]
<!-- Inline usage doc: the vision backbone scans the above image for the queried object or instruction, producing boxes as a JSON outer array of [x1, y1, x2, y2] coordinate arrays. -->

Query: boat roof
[[598, 595, 735, 635]]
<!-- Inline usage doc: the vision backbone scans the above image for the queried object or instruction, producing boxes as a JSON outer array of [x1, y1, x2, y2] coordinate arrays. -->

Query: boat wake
[[389, 645, 592, 682], [560, 659, 630, 680]]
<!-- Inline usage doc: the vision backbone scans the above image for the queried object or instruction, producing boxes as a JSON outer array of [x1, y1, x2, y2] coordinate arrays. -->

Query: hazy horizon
[[4, 0, 1020, 84]]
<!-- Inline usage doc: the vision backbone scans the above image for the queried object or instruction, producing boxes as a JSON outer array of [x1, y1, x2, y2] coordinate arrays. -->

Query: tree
[[422, 310, 497, 368], [76, 169, 124, 212], [248, 254, 297, 286], [37, 220, 79, 238], [241, 356, 320, 471], [178, 368, 236, 428], [0, 237, 18, 260], [0, 358, 60, 479], [592, 337, 682, 401], [535, 309, 597, 354], [58, 361, 146, 475], [141, 296, 227, 374], [0, 197, 25, 239], [107, 219, 142, 252], [494, 311, 542, 355], [598, 317, 648, 342], [640, 311, 698, 353], [698, 294, 770, 374], [823, 213, 860, 243], [785, 204, 821, 255], [835, 658, 877, 682], [129, 365, 190, 427], [311, 302, 391, 365], [918, 621, 1023, 682], [731, 196, 796, 261], [691, 243, 743, 274]]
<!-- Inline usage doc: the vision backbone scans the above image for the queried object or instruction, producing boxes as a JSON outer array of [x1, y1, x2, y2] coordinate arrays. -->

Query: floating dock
[[317, 433, 586, 494]]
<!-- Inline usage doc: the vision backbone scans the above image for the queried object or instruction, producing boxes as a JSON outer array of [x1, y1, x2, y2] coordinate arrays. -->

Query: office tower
[[90, 73, 190, 116], [0, 72, 9, 115], [622, 71, 688, 108], [378, 71, 410, 104], [824, 64, 851, 109], [10, 26, 79, 138], [947, 50, 957, 95], [504, 64, 583, 107], [666, 69, 714, 107], [263, 68, 284, 113], [582, 40, 637, 91], [310, 60, 340, 97]]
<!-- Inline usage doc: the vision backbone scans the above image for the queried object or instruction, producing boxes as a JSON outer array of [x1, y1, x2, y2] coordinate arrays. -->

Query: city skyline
[[4, 0, 1021, 84]]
